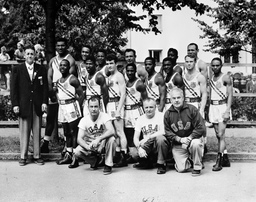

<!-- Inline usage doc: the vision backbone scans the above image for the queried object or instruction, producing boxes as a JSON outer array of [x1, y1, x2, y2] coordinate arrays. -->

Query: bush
[[232, 96, 256, 121], [0, 95, 18, 121]]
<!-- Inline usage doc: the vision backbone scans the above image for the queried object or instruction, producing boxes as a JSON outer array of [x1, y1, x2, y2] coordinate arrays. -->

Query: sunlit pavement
[[0, 161, 256, 202]]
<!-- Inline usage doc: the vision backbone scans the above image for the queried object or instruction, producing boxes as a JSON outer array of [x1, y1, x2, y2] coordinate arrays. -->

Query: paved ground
[[0, 127, 255, 138], [0, 161, 255, 202]]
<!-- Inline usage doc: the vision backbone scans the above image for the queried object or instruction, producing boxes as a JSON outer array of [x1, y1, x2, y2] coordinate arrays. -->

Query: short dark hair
[[211, 57, 223, 66], [88, 95, 101, 106], [124, 48, 136, 56], [162, 57, 173, 64], [56, 38, 68, 45], [125, 63, 137, 71], [106, 53, 117, 63], [187, 43, 198, 50], [144, 57, 156, 65], [81, 45, 92, 53], [167, 48, 178, 56], [85, 55, 96, 64], [61, 59, 70, 67], [96, 49, 106, 56]]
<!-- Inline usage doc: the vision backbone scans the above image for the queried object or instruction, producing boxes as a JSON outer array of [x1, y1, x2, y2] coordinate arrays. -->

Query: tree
[[0, 0, 208, 62], [193, 0, 256, 63]]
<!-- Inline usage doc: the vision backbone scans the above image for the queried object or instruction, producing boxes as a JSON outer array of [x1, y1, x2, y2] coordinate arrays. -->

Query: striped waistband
[[109, 97, 120, 102], [59, 98, 76, 105], [124, 104, 141, 110], [185, 97, 201, 103], [210, 99, 227, 105]]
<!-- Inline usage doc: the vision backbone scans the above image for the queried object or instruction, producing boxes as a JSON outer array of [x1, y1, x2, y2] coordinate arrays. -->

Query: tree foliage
[[193, 0, 256, 60], [0, 0, 208, 61]]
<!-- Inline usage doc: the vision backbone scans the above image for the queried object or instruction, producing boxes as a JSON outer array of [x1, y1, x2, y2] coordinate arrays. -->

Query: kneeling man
[[164, 88, 206, 176], [69, 96, 116, 175], [133, 98, 169, 174]]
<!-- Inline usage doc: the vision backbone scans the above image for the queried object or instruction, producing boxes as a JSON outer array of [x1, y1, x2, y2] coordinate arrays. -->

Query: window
[[149, 14, 162, 31], [149, 50, 162, 63]]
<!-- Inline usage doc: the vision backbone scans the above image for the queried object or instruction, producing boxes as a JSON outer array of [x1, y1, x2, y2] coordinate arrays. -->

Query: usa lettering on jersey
[[171, 121, 191, 132]]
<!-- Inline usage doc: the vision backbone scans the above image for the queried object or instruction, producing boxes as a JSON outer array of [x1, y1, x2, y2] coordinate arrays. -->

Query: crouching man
[[133, 98, 169, 174], [69, 96, 116, 175], [164, 88, 206, 176]]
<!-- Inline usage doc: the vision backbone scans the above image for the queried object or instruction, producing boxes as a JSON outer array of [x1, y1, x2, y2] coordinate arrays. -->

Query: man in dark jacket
[[164, 88, 205, 176], [11, 45, 48, 166]]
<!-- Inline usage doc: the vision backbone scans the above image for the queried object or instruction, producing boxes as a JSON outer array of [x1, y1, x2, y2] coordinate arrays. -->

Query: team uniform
[[146, 73, 160, 106], [74, 112, 116, 167], [134, 111, 168, 165], [57, 75, 82, 123], [124, 79, 144, 128], [83, 73, 106, 116], [51, 54, 71, 104], [164, 104, 205, 172], [107, 73, 125, 120], [77, 61, 88, 92], [183, 72, 201, 109], [209, 74, 231, 123], [165, 72, 179, 110]]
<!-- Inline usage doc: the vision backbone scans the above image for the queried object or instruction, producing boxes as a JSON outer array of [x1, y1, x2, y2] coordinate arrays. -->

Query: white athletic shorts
[[106, 99, 124, 120], [209, 104, 231, 123], [124, 105, 144, 128], [58, 100, 81, 123]]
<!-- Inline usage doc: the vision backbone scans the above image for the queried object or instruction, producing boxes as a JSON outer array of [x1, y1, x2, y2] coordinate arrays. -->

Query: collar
[[168, 103, 189, 112], [25, 62, 34, 70]]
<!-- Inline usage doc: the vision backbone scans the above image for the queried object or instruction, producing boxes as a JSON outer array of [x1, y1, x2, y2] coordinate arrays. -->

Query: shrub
[[232, 96, 256, 121], [0, 95, 18, 121]]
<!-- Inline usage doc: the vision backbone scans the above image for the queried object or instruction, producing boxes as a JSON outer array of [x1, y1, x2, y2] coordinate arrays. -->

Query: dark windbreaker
[[164, 103, 206, 145]]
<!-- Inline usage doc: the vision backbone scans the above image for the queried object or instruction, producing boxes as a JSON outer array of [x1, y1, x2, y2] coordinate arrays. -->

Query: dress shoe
[[34, 158, 44, 165], [68, 156, 79, 169], [19, 159, 26, 166], [157, 164, 166, 174], [103, 165, 112, 175], [56, 152, 72, 165]]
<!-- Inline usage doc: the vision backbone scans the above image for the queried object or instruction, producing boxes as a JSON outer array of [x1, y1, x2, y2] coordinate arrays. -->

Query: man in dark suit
[[11, 45, 48, 166]]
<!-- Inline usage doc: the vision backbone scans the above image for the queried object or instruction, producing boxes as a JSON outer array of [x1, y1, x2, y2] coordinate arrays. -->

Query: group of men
[[11, 38, 233, 176]]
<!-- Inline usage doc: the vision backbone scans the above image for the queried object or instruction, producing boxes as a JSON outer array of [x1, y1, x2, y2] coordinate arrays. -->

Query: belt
[[185, 97, 201, 103], [59, 98, 76, 105], [125, 104, 141, 110], [109, 97, 120, 102], [210, 99, 227, 105], [166, 98, 171, 104], [86, 95, 102, 100]]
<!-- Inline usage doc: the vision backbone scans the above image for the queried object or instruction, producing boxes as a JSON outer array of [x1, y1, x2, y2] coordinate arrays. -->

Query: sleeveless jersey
[[166, 72, 178, 97], [183, 72, 201, 99], [57, 75, 75, 100], [125, 79, 142, 106], [108, 73, 121, 98], [77, 61, 88, 87], [210, 74, 227, 101], [86, 73, 102, 99], [146, 73, 159, 101]]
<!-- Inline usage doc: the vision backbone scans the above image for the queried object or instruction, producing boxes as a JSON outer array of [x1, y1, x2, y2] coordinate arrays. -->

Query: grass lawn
[[1, 136, 256, 153]]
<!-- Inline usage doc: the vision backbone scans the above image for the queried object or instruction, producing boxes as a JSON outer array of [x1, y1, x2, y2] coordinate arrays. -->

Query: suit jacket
[[11, 62, 48, 118]]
